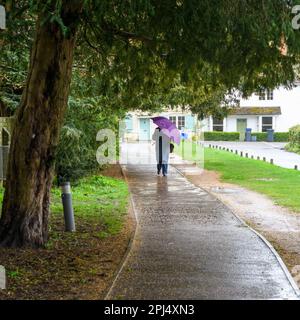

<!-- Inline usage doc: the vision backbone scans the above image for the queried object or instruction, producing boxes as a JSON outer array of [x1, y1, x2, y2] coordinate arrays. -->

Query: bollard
[[246, 153, 248, 158], [0, 265, 5, 290], [0, 5, 6, 30], [235, 150, 238, 155], [295, 165, 298, 170], [263, 157, 266, 162], [61, 182, 76, 232], [240, 151, 243, 157], [270, 159, 274, 165], [257, 156, 260, 160], [251, 155, 254, 159]]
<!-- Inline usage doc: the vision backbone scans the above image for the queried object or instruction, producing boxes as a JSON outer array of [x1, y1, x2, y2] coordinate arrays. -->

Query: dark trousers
[[157, 163, 168, 175]]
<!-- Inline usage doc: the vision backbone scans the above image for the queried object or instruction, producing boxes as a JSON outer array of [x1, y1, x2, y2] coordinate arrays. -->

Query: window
[[213, 118, 224, 132], [262, 117, 273, 132], [125, 115, 133, 132], [266, 89, 273, 100], [169, 116, 177, 125], [178, 116, 186, 130], [259, 90, 266, 100], [258, 89, 274, 100]]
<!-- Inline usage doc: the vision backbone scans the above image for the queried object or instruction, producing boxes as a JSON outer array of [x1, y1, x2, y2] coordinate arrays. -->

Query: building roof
[[229, 107, 281, 116]]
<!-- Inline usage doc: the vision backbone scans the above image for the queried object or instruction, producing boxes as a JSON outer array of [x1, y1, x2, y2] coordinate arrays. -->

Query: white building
[[124, 109, 197, 142], [124, 84, 300, 142], [202, 84, 300, 140]]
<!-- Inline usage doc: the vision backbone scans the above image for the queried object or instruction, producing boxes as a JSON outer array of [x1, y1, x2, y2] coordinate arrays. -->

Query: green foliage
[[75, 0, 300, 117], [204, 147, 300, 212], [286, 125, 300, 153], [274, 132, 289, 142], [0, 1, 34, 114], [252, 132, 289, 142], [0, 173, 129, 236], [2, 1, 300, 117], [204, 132, 240, 141], [55, 96, 124, 181], [252, 132, 268, 141], [1, 0, 300, 180], [203, 131, 288, 142], [51, 174, 129, 236], [175, 142, 300, 212]]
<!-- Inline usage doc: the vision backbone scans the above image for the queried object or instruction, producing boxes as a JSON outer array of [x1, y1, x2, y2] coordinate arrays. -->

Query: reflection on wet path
[[107, 144, 299, 300]]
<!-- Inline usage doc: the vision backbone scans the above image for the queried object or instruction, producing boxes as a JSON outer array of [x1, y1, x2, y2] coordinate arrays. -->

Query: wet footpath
[[107, 145, 299, 300]]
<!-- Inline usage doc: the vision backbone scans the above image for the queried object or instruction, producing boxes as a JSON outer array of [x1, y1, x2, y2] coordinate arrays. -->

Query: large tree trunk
[[0, 1, 83, 247]]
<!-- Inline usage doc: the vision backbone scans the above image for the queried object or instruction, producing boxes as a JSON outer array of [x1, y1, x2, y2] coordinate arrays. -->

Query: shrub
[[204, 131, 289, 142], [204, 132, 240, 141], [55, 125, 97, 182], [251, 132, 289, 142], [251, 132, 267, 141], [274, 132, 289, 142], [286, 125, 300, 154], [55, 97, 123, 182]]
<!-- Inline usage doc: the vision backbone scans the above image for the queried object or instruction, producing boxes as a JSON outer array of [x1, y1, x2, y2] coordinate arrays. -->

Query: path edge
[[173, 165, 300, 299], [104, 165, 138, 300]]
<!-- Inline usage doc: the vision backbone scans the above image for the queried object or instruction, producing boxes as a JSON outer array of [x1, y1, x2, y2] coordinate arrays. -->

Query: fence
[[0, 146, 9, 180]]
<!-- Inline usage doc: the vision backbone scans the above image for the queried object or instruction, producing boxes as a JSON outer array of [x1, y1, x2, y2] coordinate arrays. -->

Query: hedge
[[204, 132, 240, 141], [252, 132, 289, 142], [274, 132, 289, 142], [285, 125, 300, 154], [203, 131, 289, 142]]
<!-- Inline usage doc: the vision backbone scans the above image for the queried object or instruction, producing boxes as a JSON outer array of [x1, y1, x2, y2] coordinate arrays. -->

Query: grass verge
[[175, 142, 300, 213], [0, 171, 130, 300]]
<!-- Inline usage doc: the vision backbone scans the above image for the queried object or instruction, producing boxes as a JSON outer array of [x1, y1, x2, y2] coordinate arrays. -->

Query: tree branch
[[101, 22, 153, 43]]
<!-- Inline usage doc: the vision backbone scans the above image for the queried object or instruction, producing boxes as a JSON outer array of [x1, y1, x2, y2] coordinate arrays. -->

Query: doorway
[[237, 119, 247, 141], [139, 118, 150, 141]]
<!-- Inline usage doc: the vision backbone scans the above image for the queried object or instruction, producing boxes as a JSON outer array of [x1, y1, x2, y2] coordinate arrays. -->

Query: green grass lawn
[[0, 174, 130, 300], [51, 175, 129, 238], [0, 174, 129, 239], [175, 141, 300, 213]]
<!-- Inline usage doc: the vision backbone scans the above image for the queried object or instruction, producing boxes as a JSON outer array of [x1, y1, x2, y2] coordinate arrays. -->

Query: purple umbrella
[[151, 116, 181, 145]]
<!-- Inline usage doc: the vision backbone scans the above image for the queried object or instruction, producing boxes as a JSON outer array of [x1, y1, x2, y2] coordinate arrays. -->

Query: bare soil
[[0, 165, 135, 300]]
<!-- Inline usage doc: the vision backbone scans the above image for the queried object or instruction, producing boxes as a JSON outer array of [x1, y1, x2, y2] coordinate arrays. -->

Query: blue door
[[139, 118, 150, 141]]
